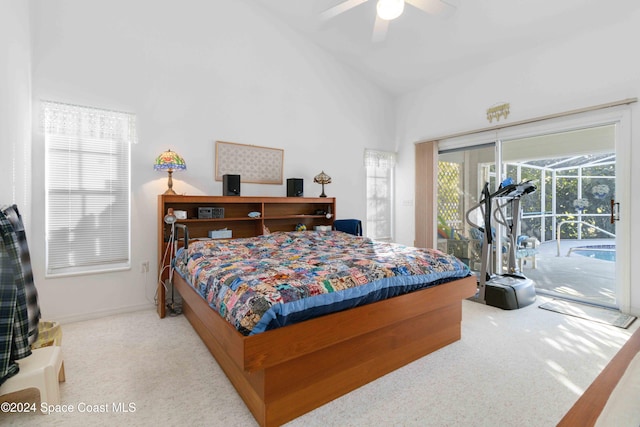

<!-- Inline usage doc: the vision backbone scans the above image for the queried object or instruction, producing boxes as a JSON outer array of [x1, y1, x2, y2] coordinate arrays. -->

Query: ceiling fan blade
[[372, 14, 389, 43], [405, 0, 458, 17], [320, 0, 370, 22]]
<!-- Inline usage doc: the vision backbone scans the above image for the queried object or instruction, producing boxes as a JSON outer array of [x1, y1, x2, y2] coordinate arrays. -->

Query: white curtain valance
[[42, 101, 137, 144], [364, 149, 396, 169]]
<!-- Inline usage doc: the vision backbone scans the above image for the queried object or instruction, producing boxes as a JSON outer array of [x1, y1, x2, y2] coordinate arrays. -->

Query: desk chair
[[333, 219, 362, 236]]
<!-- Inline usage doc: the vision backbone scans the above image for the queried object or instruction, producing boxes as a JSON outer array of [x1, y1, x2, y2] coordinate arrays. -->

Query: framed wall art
[[215, 141, 284, 185]]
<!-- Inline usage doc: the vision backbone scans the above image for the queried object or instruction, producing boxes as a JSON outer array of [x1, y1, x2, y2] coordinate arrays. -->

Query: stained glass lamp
[[313, 171, 332, 198], [154, 149, 186, 195]]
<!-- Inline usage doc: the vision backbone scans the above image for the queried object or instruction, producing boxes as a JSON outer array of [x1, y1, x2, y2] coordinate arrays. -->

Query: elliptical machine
[[466, 179, 537, 310]]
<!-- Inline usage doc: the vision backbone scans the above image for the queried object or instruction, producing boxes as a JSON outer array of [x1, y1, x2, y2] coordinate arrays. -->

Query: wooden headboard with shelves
[[157, 195, 336, 318]]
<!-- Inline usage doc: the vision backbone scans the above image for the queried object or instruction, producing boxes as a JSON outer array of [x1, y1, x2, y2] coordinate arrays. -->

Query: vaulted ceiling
[[252, 0, 640, 95]]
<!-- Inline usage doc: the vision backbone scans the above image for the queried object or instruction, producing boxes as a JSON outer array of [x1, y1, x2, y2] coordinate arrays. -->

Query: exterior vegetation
[[438, 154, 616, 243]]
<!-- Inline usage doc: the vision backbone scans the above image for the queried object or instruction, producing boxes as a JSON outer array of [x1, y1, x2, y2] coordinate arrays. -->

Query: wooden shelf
[[264, 215, 328, 220], [177, 217, 259, 222], [157, 195, 336, 318]]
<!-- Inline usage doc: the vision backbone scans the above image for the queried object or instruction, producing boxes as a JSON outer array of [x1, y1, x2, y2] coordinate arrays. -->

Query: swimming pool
[[571, 244, 616, 262]]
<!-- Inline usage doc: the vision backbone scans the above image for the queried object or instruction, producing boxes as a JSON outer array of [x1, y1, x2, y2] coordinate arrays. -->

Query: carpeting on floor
[[0, 296, 637, 427]]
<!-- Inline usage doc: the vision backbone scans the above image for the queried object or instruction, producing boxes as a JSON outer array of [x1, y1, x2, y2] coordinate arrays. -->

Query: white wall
[[394, 9, 640, 314], [0, 0, 31, 219], [22, 0, 639, 319], [28, 0, 395, 321]]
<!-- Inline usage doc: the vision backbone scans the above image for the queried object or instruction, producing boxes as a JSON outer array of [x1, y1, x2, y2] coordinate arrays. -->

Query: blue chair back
[[333, 219, 362, 236]]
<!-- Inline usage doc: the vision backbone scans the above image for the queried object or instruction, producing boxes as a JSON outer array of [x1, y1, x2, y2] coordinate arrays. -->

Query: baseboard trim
[[53, 303, 156, 325]]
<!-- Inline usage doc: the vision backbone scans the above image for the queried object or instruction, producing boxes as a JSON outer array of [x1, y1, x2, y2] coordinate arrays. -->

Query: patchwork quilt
[[174, 231, 470, 336]]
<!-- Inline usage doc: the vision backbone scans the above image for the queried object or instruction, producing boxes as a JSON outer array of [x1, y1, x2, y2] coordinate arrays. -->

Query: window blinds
[[43, 101, 135, 276]]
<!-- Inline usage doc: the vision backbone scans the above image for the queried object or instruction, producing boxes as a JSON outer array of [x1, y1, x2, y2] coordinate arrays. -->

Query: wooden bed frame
[[558, 325, 640, 426], [173, 272, 477, 426]]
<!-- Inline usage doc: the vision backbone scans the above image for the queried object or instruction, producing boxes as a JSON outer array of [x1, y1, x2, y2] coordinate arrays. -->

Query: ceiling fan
[[320, 0, 458, 42]]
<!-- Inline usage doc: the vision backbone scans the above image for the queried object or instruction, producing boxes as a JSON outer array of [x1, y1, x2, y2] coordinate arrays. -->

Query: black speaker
[[287, 178, 303, 197], [223, 174, 241, 196]]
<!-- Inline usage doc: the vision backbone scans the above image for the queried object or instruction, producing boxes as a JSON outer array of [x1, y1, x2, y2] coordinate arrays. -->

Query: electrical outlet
[[140, 261, 149, 273]]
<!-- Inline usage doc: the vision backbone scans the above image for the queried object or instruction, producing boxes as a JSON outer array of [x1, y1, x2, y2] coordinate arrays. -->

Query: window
[[365, 149, 396, 241], [43, 101, 136, 276]]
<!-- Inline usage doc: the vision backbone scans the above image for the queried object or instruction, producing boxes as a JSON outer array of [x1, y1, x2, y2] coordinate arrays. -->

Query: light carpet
[[1, 296, 637, 427], [539, 299, 637, 329]]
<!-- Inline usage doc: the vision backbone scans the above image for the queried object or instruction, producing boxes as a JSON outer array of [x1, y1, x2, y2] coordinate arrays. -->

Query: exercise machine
[[466, 179, 537, 309]]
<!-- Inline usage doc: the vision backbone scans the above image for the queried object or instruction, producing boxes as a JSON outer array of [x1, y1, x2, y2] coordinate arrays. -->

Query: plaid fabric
[[0, 241, 20, 384], [0, 205, 40, 385], [2, 206, 40, 342]]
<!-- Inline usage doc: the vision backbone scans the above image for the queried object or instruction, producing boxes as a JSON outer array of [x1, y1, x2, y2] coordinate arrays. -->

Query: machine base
[[484, 275, 536, 310]]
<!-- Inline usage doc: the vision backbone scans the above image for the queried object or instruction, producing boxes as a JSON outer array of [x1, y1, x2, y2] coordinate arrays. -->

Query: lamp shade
[[313, 171, 332, 185], [154, 149, 186, 171]]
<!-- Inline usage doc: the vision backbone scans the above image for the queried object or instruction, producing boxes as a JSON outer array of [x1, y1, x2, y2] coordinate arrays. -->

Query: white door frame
[[440, 106, 631, 311]]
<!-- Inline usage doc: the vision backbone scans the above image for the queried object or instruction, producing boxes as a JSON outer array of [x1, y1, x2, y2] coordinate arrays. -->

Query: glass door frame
[[438, 106, 631, 311]]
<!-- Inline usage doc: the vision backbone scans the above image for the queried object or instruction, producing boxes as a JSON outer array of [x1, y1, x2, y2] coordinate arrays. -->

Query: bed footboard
[[173, 273, 476, 427]]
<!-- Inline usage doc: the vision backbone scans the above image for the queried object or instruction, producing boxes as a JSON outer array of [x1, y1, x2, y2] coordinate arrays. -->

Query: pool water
[[572, 245, 616, 262]]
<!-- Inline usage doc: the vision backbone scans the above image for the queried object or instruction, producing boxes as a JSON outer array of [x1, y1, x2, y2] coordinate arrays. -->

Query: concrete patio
[[519, 239, 616, 308]]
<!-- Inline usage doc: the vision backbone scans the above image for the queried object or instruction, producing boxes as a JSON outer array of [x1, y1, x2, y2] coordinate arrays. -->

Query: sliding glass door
[[435, 108, 630, 310], [501, 125, 617, 307], [437, 145, 494, 273]]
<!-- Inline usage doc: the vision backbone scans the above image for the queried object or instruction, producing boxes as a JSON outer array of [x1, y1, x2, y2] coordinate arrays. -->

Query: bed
[[171, 230, 477, 426], [558, 326, 640, 426]]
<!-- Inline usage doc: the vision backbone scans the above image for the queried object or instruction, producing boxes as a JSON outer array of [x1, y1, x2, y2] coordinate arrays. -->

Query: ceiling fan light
[[377, 0, 404, 21]]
